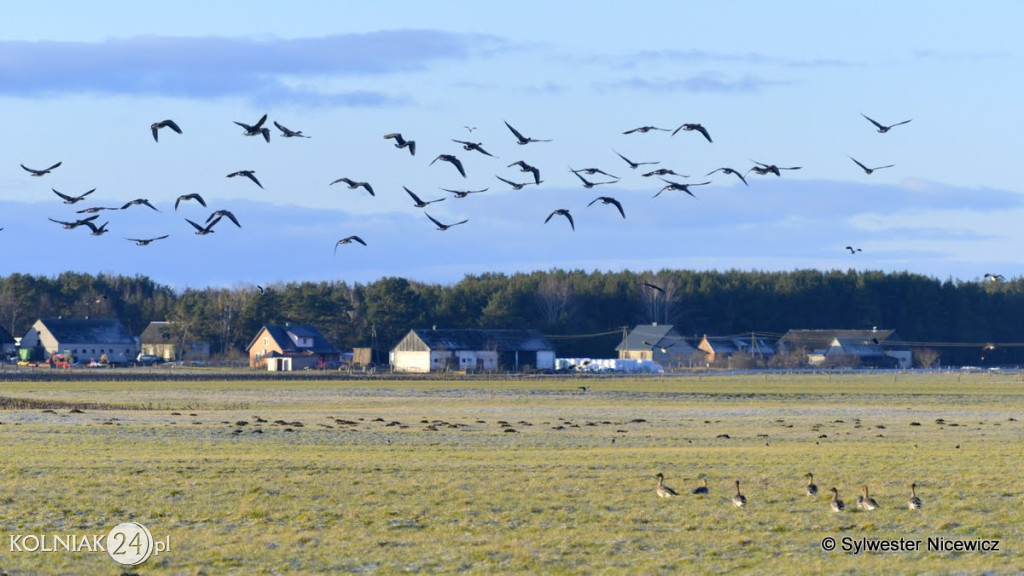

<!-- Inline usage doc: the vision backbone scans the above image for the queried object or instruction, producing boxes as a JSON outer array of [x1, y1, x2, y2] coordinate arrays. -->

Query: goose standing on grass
[[829, 487, 845, 512], [856, 485, 879, 510], [656, 473, 679, 498], [732, 480, 747, 507], [907, 483, 922, 510], [804, 473, 819, 497], [692, 478, 709, 495]]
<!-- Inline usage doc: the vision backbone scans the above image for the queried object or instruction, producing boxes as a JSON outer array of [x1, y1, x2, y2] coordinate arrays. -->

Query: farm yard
[[0, 372, 1021, 574]]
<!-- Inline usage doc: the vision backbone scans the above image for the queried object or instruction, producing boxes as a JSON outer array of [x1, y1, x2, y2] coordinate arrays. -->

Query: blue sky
[[2, 1, 1022, 289]]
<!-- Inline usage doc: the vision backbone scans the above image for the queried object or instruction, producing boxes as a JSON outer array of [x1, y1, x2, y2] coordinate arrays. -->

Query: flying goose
[[613, 150, 658, 169], [452, 139, 496, 157], [624, 126, 670, 134], [234, 113, 270, 142], [82, 220, 110, 236], [334, 236, 367, 254], [907, 483, 922, 510], [504, 120, 551, 145], [495, 175, 537, 190], [441, 187, 487, 199], [52, 188, 95, 204], [856, 485, 879, 510], [431, 154, 467, 177], [572, 170, 616, 189], [572, 167, 619, 179], [984, 273, 1005, 282], [846, 246, 862, 254], [48, 215, 99, 230], [655, 179, 710, 198], [587, 196, 625, 218], [748, 160, 801, 176], [656, 473, 679, 498], [804, 473, 819, 497], [186, 217, 220, 235], [206, 210, 241, 228], [861, 113, 912, 133], [642, 340, 675, 353], [121, 198, 160, 212], [274, 121, 310, 138], [330, 177, 375, 196], [227, 170, 263, 189], [849, 156, 894, 175], [384, 132, 415, 155], [425, 213, 468, 231], [126, 235, 169, 246], [21, 162, 62, 176], [545, 209, 574, 231], [150, 119, 182, 142], [829, 487, 845, 512], [75, 206, 120, 214], [643, 168, 688, 178], [174, 193, 207, 211], [508, 160, 541, 184], [672, 123, 713, 143], [404, 186, 445, 207], [732, 480, 747, 507], [707, 167, 748, 186]]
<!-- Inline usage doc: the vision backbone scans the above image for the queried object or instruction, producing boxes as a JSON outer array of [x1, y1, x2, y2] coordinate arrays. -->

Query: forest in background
[[0, 269, 1021, 366]]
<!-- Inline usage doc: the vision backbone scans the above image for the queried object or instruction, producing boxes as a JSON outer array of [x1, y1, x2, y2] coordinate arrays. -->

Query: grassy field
[[0, 372, 1021, 575]]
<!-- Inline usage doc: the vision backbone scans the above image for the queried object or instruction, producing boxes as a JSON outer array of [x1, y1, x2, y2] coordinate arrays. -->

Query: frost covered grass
[[0, 372, 1021, 574]]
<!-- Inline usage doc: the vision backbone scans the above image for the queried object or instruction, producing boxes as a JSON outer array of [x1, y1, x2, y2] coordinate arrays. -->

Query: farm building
[[139, 321, 210, 362], [776, 329, 911, 368], [697, 334, 776, 367], [391, 328, 555, 373], [246, 324, 341, 370], [20, 317, 139, 363], [616, 324, 698, 368]]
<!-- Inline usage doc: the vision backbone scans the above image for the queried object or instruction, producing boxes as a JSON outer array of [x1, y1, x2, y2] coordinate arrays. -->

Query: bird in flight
[[613, 150, 659, 169], [545, 209, 575, 231], [748, 160, 801, 176], [623, 126, 670, 134], [75, 206, 120, 214], [572, 167, 619, 179], [174, 193, 207, 211], [861, 113, 912, 133], [274, 121, 310, 138], [206, 210, 241, 228], [643, 340, 676, 353], [150, 119, 182, 142], [984, 273, 1005, 282], [707, 167, 748, 186], [330, 177, 375, 196], [52, 188, 96, 204], [845, 246, 862, 254], [849, 156, 894, 175], [655, 179, 710, 198], [431, 154, 467, 178], [334, 236, 367, 254], [383, 132, 416, 155], [404, 186, 445, 207], [234, 113, 271, 142], [504, 120, 552, 145], [186, 217, 220, 235], [672, 123, 713, 143], [126, 235, 169, 246], [452, 139, 497, 157], [587, 196, 626, 218], [425, 213, 468, 231], [495, 175, 538, 190], [571, 170, 616, 189], [508, 160, 541, 185], [21, 162, 62, 176], [48, 215, 99, 230], [82, 220, 110, 236], [121, 198, 160, 212], [227, 170, 263, 189], [642, 168, 688, 178], [442, 187, 488, 199], [642, 282, 665, 294]]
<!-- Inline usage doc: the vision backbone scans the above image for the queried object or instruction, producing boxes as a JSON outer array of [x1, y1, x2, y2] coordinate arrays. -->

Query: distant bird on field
[[495, 175, 538, 190], [126, 235, 169, 246], [656, 473, 679, 498], [334, 236, 367, 254], [431, 154, 467, 177], [121, 198, 160, 212], [234, 113, 270, 142], [425, 213, 468, 231], [82, 220, 110, 236], [21, 162, 62, 176], [856, 485, 879, 510], [655, 179, 709, 198], [452, 139, 496, 157], [587, 196, 626, 218], [861, 113, 912, 133], [829, 487, 845, 512], [707, 167, 748, 186], [623, 126, 670, 134], [732, 480, 747, 507], [692, 478, 709, 495], [508, 160, 541, 184], [907, 483, 922, 510], [330, 177, 375, 196], [174, 193, 207, 211], [748, 160, 801, 176], [227, 170, 263, 189], [504, 120, 551, 145], [545, 209, 574, 231], [804, 473, 819, 496], [672, 123, 713, 143], [846, 246, 862, 254], [150, 119, 182, 142], [52, 188, 95, 204], [613, 150, 658, 169], [383, 132, 416, 155], [274, 121, 310, 138], [48, 215, 99, 230], [849, 156, 894, 175], [643, 168, 688, 178], [186, 217, 220, 235], [442, 187, 487, 199], [572, 167, 619, 179], [206, 210, 241, 228], [404, 186, 445, 207]]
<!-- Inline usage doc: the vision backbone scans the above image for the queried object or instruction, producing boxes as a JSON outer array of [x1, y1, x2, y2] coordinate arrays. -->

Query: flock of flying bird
[[14, 111, 912, 255], [654, 471, 924, 512]]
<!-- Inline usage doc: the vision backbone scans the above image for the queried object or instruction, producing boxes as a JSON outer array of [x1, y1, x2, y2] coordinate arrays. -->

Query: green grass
[[0, 372, 1021, 574]]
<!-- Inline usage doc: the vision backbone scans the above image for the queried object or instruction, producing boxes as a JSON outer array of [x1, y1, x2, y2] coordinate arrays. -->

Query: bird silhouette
[[52, 188, 95, 204], [330, 178, 375, 196], [431, 154, 467, 177], [234, 113, 270, 142], [655, 179, 710, 198], [82, 220, 110, 236], [441, 187, 488, 199], [748, 160, 801, 176], [845, 246, 862, 254], [572, 167, 619, 179], [48, 215, 99, 230], [452, 139, 496, 157], [572, 170, 616, 188], [150, 119, 182, 142], [334, 236, 367, 254], [75, 206, 120, 214], [672, 123, 713, 143], [186, 217, 220, 235], [642, 168, 688, 178], [21, 162, 62, 176], [849, 156, 894, 175], [613, 150, 658, 169], [623, 126, 670, 134], [861, 113, 912, 133], [383, 132, 416, 155], [425, 213, 468, 231], [984, 273, 1005, 282], [174, 193, 207, 211], [274, 121, 310, 138], [404, 186, 445, 207], [206, 210, 241, 228], [121, 198, 160, 212], [643, 340, 675, 353], [642, 282, 665, 293], [227, 170, 263, 189], [126, 235, 169, 246], [504, 120, 552, 145], [545, 209, 574, 231], [587, 196, 626, 218], [707, 167, 748, 186], [495, 175, 538, 190], [508, 160, 541, 185]]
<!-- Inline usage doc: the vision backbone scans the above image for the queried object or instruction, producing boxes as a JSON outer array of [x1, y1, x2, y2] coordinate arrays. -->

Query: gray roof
[[616, 324, 688, 351], [406, 329, 554, 352], [246, 324, 339, 354], [35, 318, 135, 345], [140, 321, 182, 343], [778, 329, 903, 352]]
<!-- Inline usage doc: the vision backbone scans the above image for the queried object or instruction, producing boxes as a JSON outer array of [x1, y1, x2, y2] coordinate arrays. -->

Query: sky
[[2, 1, 1022, 290]]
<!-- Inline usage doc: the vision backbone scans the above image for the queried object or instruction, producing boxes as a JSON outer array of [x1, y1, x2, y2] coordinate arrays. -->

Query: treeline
[[0, 269, 1021, 364]]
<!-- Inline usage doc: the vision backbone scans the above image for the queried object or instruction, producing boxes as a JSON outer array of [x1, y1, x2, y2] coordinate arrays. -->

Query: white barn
[[21, 317, 139, 363], [391, 328, 556, 373]]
